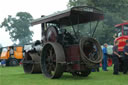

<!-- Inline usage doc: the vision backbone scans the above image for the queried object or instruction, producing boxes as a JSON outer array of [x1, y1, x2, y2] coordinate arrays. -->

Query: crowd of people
[[102, 40, 128, 75]]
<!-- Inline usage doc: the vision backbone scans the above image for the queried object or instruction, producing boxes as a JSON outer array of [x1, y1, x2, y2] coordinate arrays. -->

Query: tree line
[[68, 0, 128, 45]]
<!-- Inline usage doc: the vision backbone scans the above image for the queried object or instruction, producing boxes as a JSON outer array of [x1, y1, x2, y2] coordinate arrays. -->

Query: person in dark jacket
[[112, 41, 121, 75], [123, 40, 128, 74]]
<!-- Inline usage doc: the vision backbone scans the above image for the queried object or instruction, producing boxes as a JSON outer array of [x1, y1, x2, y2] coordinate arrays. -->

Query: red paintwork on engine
[[49, 32, 56, 42], [66, 45, 81, 70]]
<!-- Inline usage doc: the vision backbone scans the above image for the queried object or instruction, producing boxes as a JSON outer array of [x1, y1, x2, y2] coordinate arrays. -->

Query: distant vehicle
[[0, 46, 24, 66], [114, 22, 128, 71], [114, 22, 128, 53]]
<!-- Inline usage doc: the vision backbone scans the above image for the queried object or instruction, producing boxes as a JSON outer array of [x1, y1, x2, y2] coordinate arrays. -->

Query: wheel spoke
[[45, 45, 56, 77], [42, 43, 64, 78]]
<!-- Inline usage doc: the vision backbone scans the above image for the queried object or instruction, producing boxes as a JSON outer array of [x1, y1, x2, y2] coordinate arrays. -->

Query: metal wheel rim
[[41, 42, 65, 79]]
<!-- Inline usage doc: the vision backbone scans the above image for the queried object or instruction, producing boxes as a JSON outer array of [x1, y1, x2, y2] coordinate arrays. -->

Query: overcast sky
[[0, 0, 69, 46]]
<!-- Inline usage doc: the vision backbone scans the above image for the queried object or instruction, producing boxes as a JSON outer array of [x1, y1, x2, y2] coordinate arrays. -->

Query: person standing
[[112, 41, 120, 75], [123, 40, 128, 74], [102, 43, 108, 71]]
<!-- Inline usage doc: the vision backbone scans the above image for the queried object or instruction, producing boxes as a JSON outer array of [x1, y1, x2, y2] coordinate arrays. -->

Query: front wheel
[[41, 42, 65, 79]]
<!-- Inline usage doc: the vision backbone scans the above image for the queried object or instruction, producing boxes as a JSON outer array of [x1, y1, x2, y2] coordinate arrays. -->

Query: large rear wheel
[[79, 37, 103, 68]]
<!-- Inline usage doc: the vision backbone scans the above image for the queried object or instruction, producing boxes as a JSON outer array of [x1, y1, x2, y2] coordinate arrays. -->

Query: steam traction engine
[[114, 22, 128, 52], [23, 6, 103, 79], [114, 22, 128, 71]]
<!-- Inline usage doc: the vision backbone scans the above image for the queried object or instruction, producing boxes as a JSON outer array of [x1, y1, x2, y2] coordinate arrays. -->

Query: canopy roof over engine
[[31, 6, 104, 26]]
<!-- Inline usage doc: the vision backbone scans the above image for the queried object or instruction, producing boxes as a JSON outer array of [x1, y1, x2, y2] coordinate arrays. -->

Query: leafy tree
[[68, 0, 128, 44], [0, 12, 33, 45], [68, 0, 87, 7]]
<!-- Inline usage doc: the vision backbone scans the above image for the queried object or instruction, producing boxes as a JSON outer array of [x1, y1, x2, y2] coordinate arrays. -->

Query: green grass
[[0, 66, 128, 85]]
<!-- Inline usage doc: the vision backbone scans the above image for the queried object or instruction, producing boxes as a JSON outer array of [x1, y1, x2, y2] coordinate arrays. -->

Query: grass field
[[0, 66, 128, 85]]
